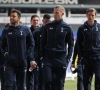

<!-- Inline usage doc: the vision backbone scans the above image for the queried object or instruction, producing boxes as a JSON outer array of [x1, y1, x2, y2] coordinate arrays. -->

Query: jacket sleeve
[[26, 27, 35, 62], [77, 27, 84, 57], [0, 35, 5, 65], [0, 29, 7, 55], [66, 26, 74, 61], [40, 25, 47, 58], [72, 40, 78, 64]]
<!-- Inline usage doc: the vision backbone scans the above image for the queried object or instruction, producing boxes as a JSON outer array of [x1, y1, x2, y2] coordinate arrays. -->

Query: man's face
[[42, 18, 51, 25], [53, 8, 64, 21], [10, 12, 20, 25], [86, 11, 96, 22], [31, 17, 40, 27]]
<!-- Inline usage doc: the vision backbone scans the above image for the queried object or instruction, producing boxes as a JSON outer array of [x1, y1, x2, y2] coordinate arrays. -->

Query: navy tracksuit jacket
[[41, 19, 74, 67], [77, 20, 100, 57], [1, 24, 35, 66], [33, 26, 43, 66], [0, 24, 35, 90]]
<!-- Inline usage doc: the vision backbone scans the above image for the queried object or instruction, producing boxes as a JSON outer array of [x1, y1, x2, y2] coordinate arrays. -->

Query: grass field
[[64, 78, 94, 90]]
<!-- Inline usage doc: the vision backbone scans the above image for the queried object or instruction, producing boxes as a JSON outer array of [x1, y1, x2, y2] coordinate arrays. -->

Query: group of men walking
[[0, 5, 100, 90]]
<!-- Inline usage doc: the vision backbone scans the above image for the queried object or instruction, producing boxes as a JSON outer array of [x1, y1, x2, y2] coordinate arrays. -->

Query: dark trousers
[[0, 66, 5, 90], [37, 66, 44, 90], [82, 57, 100, 90], [51, 74, 57, 90], [77, 62, 83, 90], [43, 65, 66, 90], [4, 64, 27, 90], [26, 66, 34, 90], [34, 67, 39, 90], [26, 62, 44, 90], [0, 65, 17, 90], [13, 76, 17, 90], [34, 66, 44, 90], [34, 56, 44, 90]]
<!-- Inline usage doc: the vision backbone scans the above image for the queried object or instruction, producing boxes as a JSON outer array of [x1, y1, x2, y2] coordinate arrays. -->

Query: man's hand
[[30, 61, 37, 70], [4, 52, 8, 57], [71, 64, 75, 68]]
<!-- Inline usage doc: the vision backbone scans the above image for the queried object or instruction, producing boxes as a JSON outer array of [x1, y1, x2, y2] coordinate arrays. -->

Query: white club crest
[[49, 27, 53, 29], [8, 32, 12, 35], [20, 31, 23, 35], [84, 29, 87, 31], [96, 27, 98, 31], [61, 28, 63, 32]]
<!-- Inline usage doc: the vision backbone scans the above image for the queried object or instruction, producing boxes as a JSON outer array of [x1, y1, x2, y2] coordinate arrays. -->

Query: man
[[30, 15, 40, 33], [33, 14, 51, 90], [77, 8, 100, 90], [0, 35, 5, 90], [71, 40, 84, 90], [40, 5, 74, 90], [26, 14, 40, 90], [0, 9, 36, 90], [42, 14, 51, 26]]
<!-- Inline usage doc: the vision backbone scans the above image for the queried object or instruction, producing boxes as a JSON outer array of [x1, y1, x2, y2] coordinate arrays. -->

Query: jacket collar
[[84, 20, 97, 27], [54, 19, 63, 23], [9, 24, 22, 29], [30, 25, 39, 32]]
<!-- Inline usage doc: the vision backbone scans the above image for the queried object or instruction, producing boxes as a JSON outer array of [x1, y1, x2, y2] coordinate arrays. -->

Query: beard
[[10, 20, 18, 26], [11, 22, 16, 25]]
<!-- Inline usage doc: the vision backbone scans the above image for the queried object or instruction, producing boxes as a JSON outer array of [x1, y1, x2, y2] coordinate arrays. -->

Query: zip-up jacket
[[77, 20, 100, 57], [30, 25, 40, 34], [1, 24, 35, 67], [40, 19, 74, 67], [30, 25, 40, 59], [33, 26, 44, 66]]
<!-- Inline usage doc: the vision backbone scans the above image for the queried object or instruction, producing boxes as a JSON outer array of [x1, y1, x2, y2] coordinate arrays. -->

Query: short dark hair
[[43, 14, 51, 19], [5, 23, 10, 28], [10, 9, 21, 18], [31, 15, 39, 21]]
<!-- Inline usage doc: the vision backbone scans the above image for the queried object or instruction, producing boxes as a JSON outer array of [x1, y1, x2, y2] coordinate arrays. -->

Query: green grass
[[64, 78, 94, 90], [64, 80, 77, 90]]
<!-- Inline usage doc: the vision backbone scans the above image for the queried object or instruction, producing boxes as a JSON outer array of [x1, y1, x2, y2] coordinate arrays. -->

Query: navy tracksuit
[[77, 20, 100, 90], [72, 41, 84, 90], [33, 26, 44, 90], [1, 24, 35, 90], [26, 25, 40, 90], [40, 19, 74, 90]]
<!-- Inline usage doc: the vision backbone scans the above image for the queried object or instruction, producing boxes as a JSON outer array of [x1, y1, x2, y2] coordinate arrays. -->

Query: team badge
[[20, 31, 23, 35], [61, 28, 63, 32]]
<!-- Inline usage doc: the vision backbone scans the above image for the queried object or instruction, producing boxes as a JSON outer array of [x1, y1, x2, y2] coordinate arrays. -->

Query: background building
[[0, 0, 100, 38]]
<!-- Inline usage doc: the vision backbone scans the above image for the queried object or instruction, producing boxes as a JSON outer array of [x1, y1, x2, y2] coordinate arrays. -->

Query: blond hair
[[54, 5, 65, 13]]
